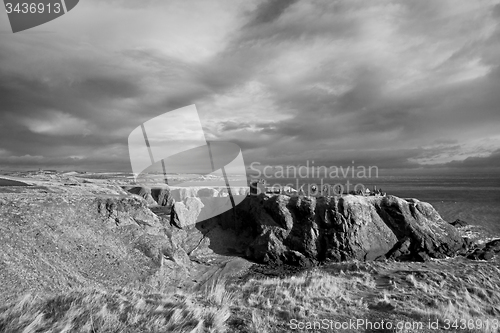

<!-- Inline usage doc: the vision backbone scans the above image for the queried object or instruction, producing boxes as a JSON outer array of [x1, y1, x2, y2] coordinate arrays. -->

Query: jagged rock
[[374, 196, 464, 260], [456, 237, 474, 256], [244, 195, 399, 264], [415, 251, 431, 262], [125, 186, 175, 208], [153, 192, 466, 265], [245, 230, 287, 264], [387, 237, 412, 260], [171, 198, 204, 229], [151, 187, 173, 207], [450, 219, 469, 227], [284, 250, 315, 267], [125, 186, 157, 206], [93, 186, 469, 268], [467, 239, 500, 260], [0, 194, 171, 301], [238, 195, 465, 264], [96, 197, 162, 234]]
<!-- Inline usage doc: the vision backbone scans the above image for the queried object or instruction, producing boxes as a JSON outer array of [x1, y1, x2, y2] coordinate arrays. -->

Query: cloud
[[245, 0, 299, 27], [1, 0, 500, 172], [444, 149, 500, 168], [22, 110, 89, 136], [218, 121, 251, 132], [76, 77, 141, 100], [4, 155, 44, 163]]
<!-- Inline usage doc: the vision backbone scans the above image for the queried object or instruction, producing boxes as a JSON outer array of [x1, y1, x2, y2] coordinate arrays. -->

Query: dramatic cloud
[[22, 110, 89, 136], [0, 0, 499, 172], [444, 149, 500, 168]]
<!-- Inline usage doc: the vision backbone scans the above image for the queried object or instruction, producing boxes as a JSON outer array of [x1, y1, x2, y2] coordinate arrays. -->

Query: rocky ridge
[[168, 193, 468, 266], [1, 173, 497, 302]]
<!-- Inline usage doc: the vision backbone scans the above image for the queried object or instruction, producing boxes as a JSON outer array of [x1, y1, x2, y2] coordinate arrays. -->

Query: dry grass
[[0, 258, 235, 333], [2, 260, 500, 333], [384, 263, 500, 333], [227, 268, 374, 332], [0, 284, 232, 333], [226, 261, 500, 333]]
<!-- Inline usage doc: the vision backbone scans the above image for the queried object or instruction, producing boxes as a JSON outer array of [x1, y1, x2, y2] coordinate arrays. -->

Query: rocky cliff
[[0, 193, 185, 302], [0, 184, 470, 301], [171, 193, 466, 266]]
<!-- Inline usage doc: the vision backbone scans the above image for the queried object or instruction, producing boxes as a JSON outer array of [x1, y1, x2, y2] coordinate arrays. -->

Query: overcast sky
[[1, 0, 500, 172]]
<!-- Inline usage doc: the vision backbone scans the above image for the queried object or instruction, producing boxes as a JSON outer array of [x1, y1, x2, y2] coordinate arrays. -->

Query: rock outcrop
[[467, 239, 500, 260], [125, 186, 157, 206], [151, 187, 173, 207], [171, 194, 465, 265], [450, 219, 469, 227], [0, 193, 187, 302], [375, 197, 465, 261], [0, 183, 472, 304]]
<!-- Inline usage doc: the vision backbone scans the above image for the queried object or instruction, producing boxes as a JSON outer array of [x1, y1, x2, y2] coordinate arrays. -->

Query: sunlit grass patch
[[0, 284, 232, 333], [2, 260, 500, 333]]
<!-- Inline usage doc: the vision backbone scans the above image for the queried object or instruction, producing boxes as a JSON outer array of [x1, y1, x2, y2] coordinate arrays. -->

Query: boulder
[[151, 187, 173, 207], [245, 195, 399, 264], [125, 186, 157, 206], [450, 219, 469, 227], [0, 194, 174, 301], [241, 194, 464, 264], [170, 197, 204, 229], [125, 186, 174, 208], [138, 189, 467, 266], [467, 239, 500, 261], [375, 196, 464, 261]]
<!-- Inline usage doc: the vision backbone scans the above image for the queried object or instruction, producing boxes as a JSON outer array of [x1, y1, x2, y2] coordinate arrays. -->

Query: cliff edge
[[171, 194, 466, 266]]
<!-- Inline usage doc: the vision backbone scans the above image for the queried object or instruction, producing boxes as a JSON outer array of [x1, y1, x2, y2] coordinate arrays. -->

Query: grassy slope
[[2, 259, 500, 333]]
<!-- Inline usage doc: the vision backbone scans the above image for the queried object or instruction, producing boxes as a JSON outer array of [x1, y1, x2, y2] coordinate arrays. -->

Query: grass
[[1, 260, 500, 332], [226, 260, 500, 333], [0, 287, 232, 333], [0, 262, 233, 333]]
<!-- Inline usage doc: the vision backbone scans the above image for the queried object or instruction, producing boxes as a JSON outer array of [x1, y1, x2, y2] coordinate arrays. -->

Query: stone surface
[[202, 194, 464, 265], [0, 193, 174, 302], [151, 187, 173, 207], [467, 239, 500, 260], [0, 174, 475, 305], [450, 219, 469, 227], [171, 197, 205, 228], [375, 196, 464, 261], [243, 195, 401, 264]]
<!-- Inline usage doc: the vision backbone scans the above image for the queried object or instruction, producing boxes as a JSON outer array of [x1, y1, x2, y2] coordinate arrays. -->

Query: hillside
[[0, 172, 499, 332]]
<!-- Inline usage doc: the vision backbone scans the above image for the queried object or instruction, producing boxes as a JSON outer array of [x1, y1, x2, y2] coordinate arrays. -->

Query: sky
[[1, 0, 500, 173]]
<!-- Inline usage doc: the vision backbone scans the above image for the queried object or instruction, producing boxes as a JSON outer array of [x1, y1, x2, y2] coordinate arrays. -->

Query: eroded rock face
[[0, 186, 473, 302], [244, 195, 400, 265], [467, 239, 500, 260], [171, 198, 204, 229], [171, 194, 465, 265], [0, 194, 186, 302], [151, 188, 172, 207], [375, 196, 465, 261], [123, 186, 157, 206]]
